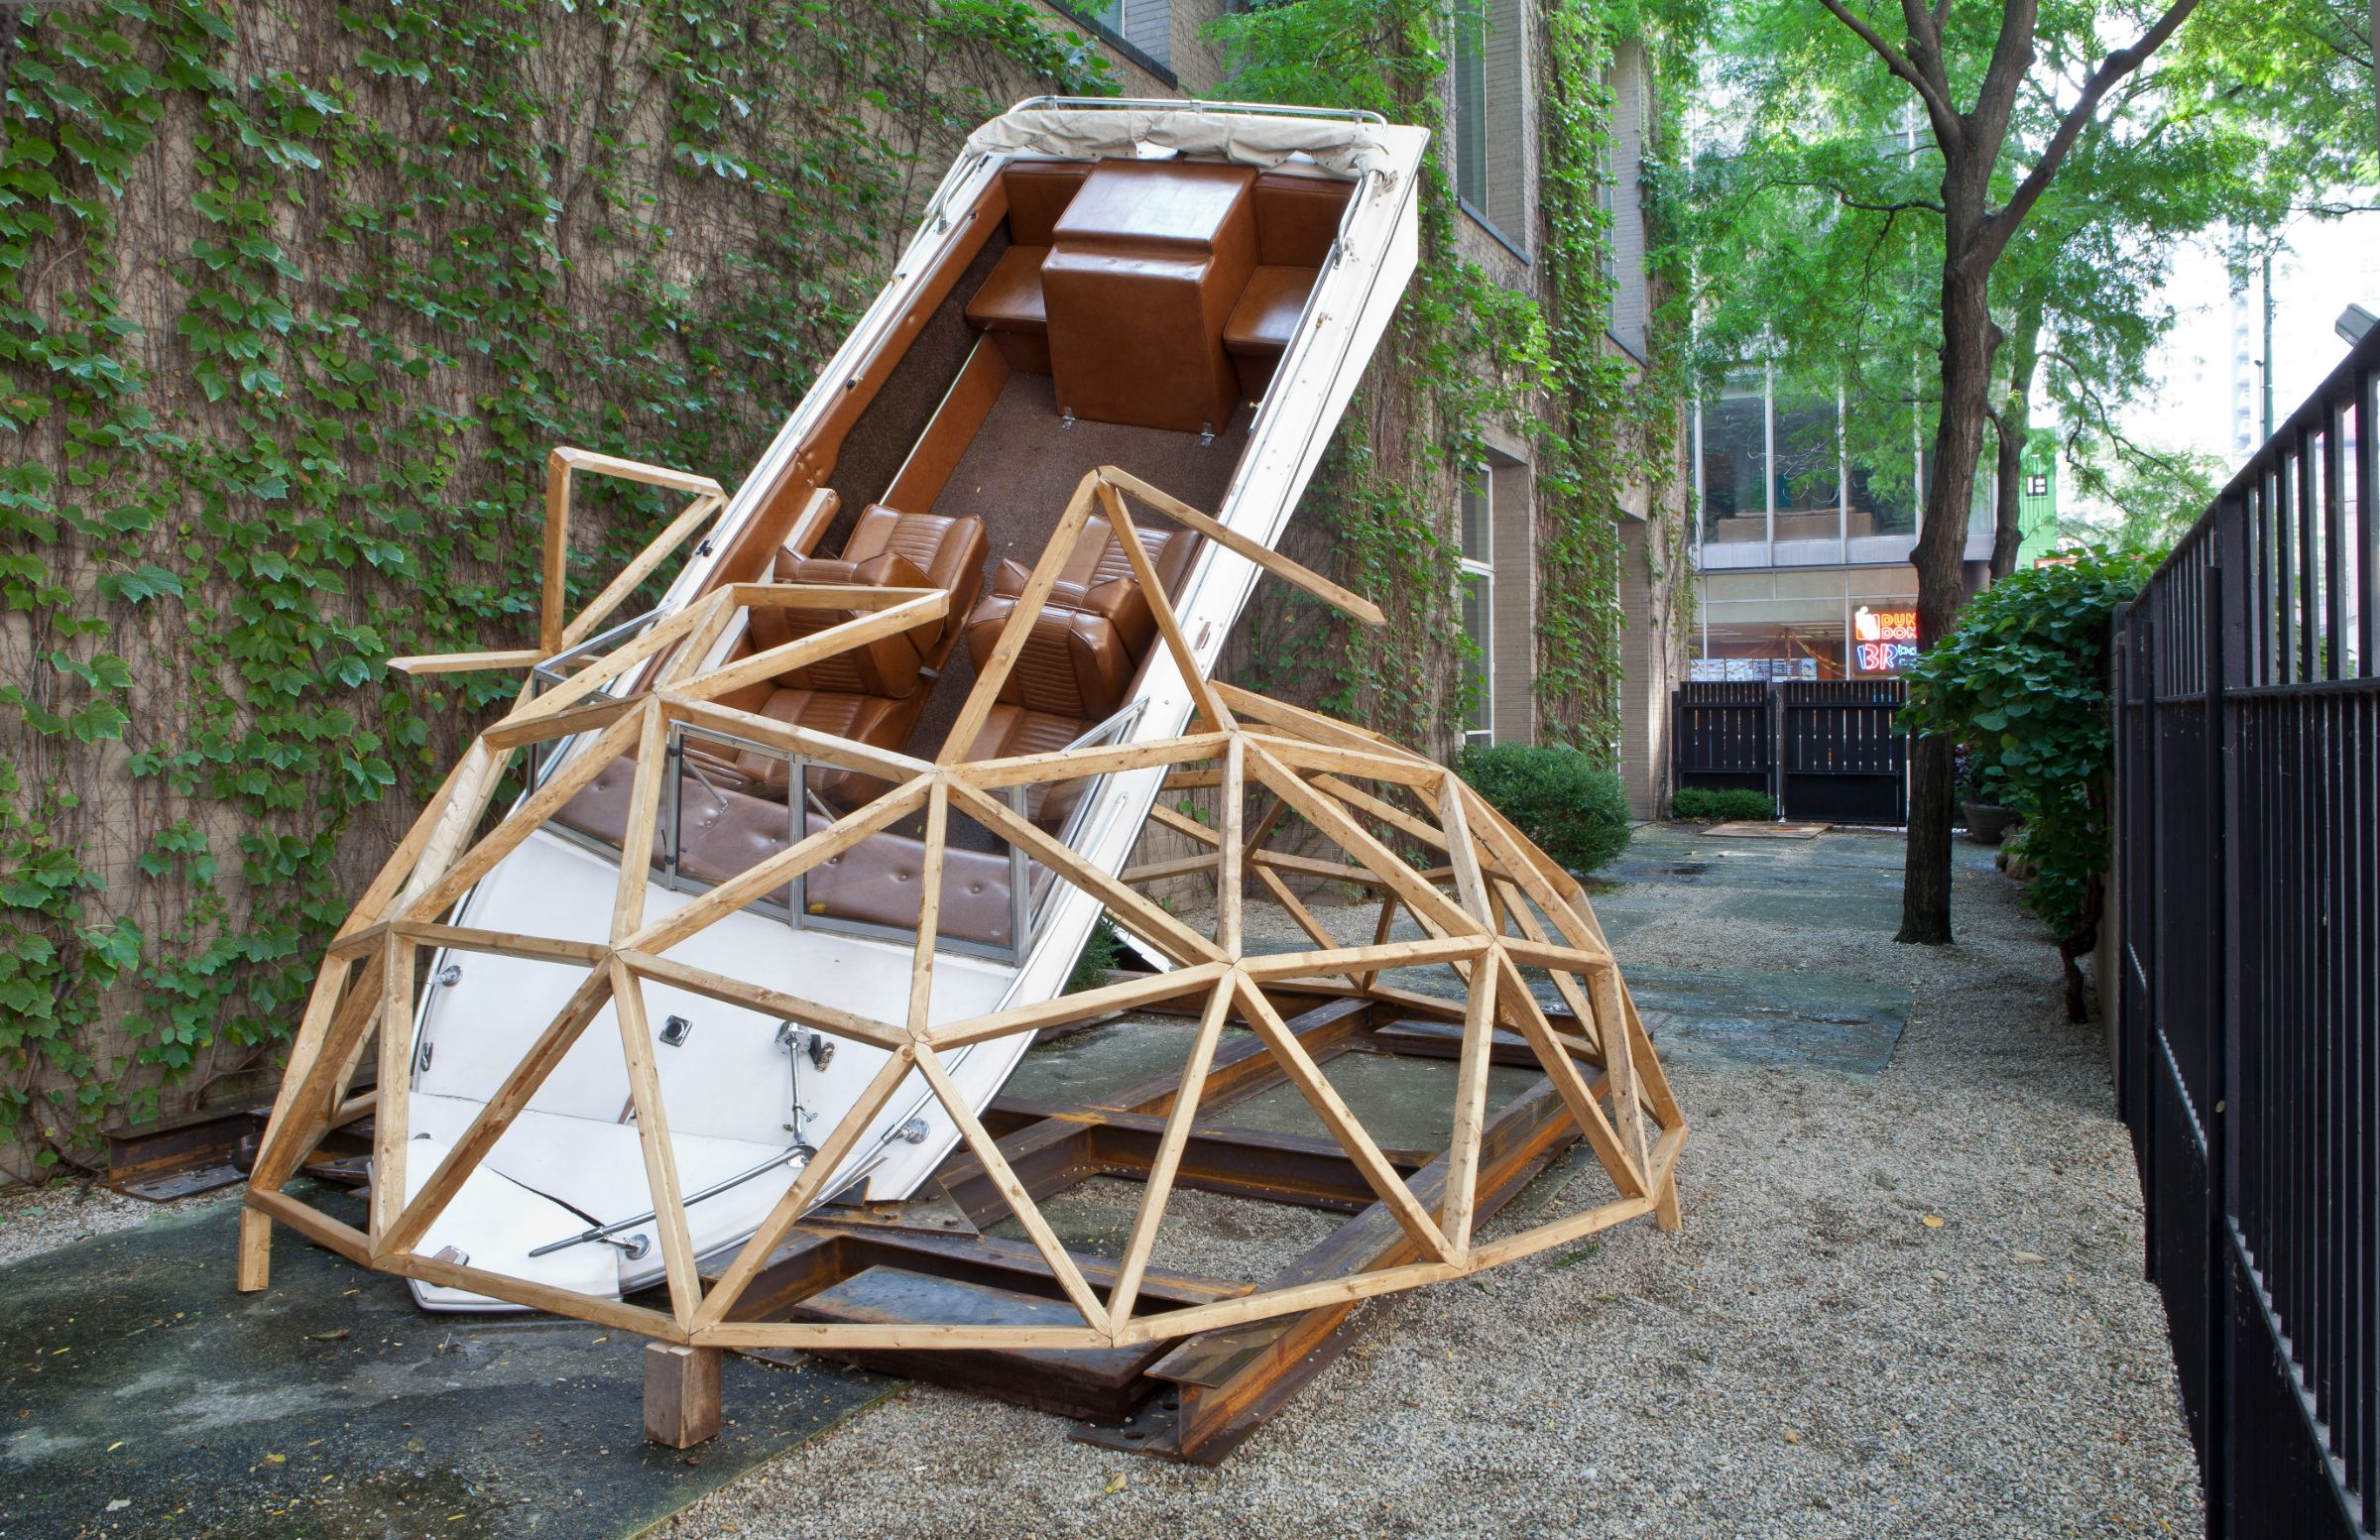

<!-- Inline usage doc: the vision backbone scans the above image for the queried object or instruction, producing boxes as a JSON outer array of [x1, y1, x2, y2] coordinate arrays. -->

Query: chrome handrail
[[1008, 94, 1388, 126]]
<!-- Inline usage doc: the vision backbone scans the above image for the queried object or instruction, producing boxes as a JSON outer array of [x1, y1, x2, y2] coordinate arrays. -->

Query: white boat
[[351, 99, 1430, 1311]]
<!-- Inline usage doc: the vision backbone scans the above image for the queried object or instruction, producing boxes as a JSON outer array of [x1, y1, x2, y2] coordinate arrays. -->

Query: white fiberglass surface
[[383, 107, 1430, 1309]]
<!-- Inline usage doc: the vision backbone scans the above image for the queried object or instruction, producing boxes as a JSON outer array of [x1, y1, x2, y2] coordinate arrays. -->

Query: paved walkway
[[0, 825, 2202, 1538], [665, 825, 2202, 1539]]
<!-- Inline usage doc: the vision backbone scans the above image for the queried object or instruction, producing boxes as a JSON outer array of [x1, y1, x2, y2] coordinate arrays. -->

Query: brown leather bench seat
[[960, 161, 1090, 375], [556, 758, 1041, 951], [723, 504, 988, 806], [1222, 265, 1316, 398], [963, 159, 1356, 421], [962, 515, 1198, 825]]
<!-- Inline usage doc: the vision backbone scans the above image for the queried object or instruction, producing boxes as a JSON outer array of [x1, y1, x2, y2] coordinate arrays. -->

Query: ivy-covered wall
[[0, 0, 1113, 1176], [1207, 0, 1692, 762], [0, 0, 1690, 1177]]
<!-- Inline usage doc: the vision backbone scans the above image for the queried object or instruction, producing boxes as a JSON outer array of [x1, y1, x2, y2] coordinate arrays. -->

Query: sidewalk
[[663, 825, 2202, 1539]]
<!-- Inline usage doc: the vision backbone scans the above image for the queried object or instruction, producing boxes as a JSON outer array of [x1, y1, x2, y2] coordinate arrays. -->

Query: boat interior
[[547, 155, 1358, 955]]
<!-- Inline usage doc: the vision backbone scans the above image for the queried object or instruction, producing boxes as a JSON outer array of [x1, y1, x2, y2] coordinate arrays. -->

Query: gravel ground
[[659, 827, 2202, 1540], [0, 1176, 233, 1266]]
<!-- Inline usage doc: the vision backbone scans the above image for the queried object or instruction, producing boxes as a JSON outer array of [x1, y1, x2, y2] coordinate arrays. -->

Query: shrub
[[1901, 549, 2152, 1017], [1670, 786, 1775, 822], [1065, 914, 1126, 994], [1455, 745, 1632, 875]]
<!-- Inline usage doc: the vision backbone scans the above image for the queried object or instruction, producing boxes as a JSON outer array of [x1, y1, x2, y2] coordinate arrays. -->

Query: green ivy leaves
[[0, 0, 1117, 1169], [1902, 550, 2152, 941]]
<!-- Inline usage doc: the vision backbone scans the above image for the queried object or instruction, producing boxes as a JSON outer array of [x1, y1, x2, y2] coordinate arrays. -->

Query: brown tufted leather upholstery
[[966, 704, 1098, 828], [982, 514, 1198, 662], [836, 505, 988, 663], [961, 602, 1135, 724], [556, 762, 1034, 949], [1251, 170, 1353, 267], [748, 549, 929, 698], [1041, 160, 1257, 434], [726, 686, 917, 805]]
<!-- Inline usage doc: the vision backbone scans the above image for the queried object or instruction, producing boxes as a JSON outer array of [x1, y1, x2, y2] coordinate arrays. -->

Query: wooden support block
[[643, 1343, 723, 1449], [236, 1206, 272, 1292]]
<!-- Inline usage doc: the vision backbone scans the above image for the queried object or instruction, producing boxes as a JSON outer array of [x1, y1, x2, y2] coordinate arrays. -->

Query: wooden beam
[[612, 961, 705, 1332], [368, 935, 415, 1244], [1098, 466, 1386, 627], [662, 694, 932, 785], [946, 777, 1224, 968], [938, 470, 1102, 765], [643, 1343, 723, 1448], [380, 963, 618, 1257], [1440, 964, 1498, 1260], [907, 778, 950, 1035], [926, 960, 1233, 1049], [622, 774, 930, 957], [913, 1044, 1113, 1338], [669, 590, 948, 705], [564, 492, 723, 651], [1234, 974, 1449, 1260], [962, 733, 1228, 793], [407, 705, 648, 923], [616, 949, 908, 1052], [611, 705, 670, 940], [692, 1046, 920, 1331], [1096, 477, 1235, 733], [388, 650, 542, 676], [1106, 981, 1233, 1329]]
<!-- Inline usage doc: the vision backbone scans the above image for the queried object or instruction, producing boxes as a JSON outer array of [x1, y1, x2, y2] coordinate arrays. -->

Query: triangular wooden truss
[[237, 457, 1687, 1354]]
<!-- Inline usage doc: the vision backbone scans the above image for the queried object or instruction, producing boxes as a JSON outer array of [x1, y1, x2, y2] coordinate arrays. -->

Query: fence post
[[1770, 680, 1789, 813], [2203, 533, 2234, 1540]]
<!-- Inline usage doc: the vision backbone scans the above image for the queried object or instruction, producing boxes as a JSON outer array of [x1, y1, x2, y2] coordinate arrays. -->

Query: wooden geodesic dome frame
[[235, 457, 1688, 1356]]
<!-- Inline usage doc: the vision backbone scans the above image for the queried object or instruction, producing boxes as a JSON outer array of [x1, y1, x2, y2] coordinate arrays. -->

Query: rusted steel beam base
[[1070, 1073, 1589, 1464]]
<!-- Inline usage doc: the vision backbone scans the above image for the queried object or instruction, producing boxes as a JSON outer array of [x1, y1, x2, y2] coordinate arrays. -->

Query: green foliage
[[1689, 0, 2309, 540], [2058, 446, 2219, 560], [1900, 551, 2151, 942], [1669, 785, 1772, 822], [0, 0, 1112, 1171], [1208, 0, 1692, 757], [1456, 743, 1632, 874], [1064, 913, 1126, 995]]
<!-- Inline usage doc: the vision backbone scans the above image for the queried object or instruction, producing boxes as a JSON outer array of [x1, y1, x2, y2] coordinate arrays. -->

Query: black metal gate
[[1670, 682, 1770, 796], [2112, 325, 2378, 1539], [1670, 679, 1909, 824], [1778, 678, 1908, 824]]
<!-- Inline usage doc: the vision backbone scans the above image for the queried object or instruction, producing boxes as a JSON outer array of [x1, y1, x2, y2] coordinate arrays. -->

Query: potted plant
[[1955, 745, 2019, 845]]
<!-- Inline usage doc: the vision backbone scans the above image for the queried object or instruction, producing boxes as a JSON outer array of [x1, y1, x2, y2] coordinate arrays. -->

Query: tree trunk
[[1898, 254, 2000, 945], [1990, 312, 2041, 578]]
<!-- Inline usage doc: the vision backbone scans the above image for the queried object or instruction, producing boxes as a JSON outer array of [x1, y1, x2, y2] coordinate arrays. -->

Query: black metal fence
[[1671, 679, 1909, 823], [1671, 681, 1770, 796], [2112, 325, 2378, 1539]]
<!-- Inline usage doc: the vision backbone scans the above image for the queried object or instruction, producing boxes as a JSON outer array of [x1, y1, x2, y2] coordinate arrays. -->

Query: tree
[[1692, 0, 2199, 941]]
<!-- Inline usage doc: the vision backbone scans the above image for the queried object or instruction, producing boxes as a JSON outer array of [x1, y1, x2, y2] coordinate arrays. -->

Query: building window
[[1051, 0, 1172, 73], [2026, 473, 2049, 497], [1772, 389, 1842, 529], [1460, 466, 1494, 746], [1698, 376, 1768, 544], [1454, 0, 1525, 255]]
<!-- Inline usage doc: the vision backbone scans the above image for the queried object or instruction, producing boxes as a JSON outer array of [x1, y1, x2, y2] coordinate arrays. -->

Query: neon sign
[[1853, 606, 1918, 673]]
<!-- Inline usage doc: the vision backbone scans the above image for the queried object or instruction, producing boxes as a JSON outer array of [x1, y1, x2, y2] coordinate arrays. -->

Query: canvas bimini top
[[255, 99, 1432, 1311]]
